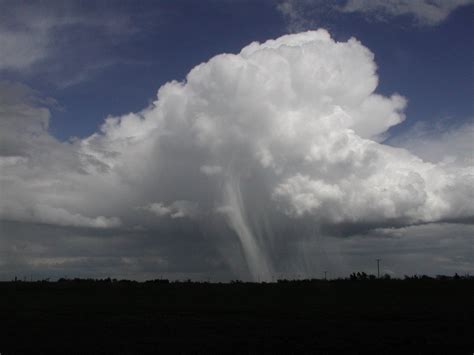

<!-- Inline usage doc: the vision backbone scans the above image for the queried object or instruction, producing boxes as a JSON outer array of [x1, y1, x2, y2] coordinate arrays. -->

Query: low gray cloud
[[1, 219, 471, 281], [0, 219, 228, 281]]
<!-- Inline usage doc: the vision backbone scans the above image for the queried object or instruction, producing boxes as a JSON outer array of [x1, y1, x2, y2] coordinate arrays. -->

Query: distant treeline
[[6, 272, 472, 285]]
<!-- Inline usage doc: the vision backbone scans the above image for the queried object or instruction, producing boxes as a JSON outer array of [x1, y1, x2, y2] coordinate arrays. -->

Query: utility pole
[[376, 259, 381, 278], [324, 271, 327, 280]]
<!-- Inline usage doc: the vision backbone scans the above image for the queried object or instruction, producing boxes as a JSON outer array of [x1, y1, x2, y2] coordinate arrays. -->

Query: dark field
[[1, 278, 473, 354]]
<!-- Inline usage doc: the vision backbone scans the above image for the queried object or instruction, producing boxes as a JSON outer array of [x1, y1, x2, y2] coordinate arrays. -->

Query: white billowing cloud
[[143, 203, 173, 217], [142, 201, 198, 219], [11, 204, 121, 229], [341, 0, 474, 26], [272, 135, 472, 224], [200, 165, 223, 176], [1, 30, 472, 280]]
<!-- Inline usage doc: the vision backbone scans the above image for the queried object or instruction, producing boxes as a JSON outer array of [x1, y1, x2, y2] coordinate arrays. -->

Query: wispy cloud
[[0, 1, 146, 86], [341, 0, 474, 26], [277, 0, 474, 31]]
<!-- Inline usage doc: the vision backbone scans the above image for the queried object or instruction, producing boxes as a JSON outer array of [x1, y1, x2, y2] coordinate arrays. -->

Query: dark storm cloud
[[0, 219, 230, 281], [2, 219, 471, 281]]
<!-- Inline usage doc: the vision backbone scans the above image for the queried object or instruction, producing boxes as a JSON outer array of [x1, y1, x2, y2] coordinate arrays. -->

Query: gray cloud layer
[[1, 30, 473, 280]]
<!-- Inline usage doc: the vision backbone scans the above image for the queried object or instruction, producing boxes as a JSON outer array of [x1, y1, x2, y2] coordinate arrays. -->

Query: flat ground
[[1, 279, 473, 354]]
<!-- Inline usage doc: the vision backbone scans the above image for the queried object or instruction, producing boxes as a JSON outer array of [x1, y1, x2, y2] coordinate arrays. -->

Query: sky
[[0, 0, 473, 281]]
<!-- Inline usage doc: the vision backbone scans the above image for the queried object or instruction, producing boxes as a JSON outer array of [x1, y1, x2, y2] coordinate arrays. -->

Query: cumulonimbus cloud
[[0, 30, 472, 280]]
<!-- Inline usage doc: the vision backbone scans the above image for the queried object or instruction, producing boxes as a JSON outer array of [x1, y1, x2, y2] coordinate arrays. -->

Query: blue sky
[[1, 0, 473, 281], [2, 0, 473, 140]]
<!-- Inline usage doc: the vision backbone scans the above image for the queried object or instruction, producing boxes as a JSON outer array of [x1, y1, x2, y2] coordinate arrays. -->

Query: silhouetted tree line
[[7, 273, 472, 285], [348, 272, 393, 280]]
